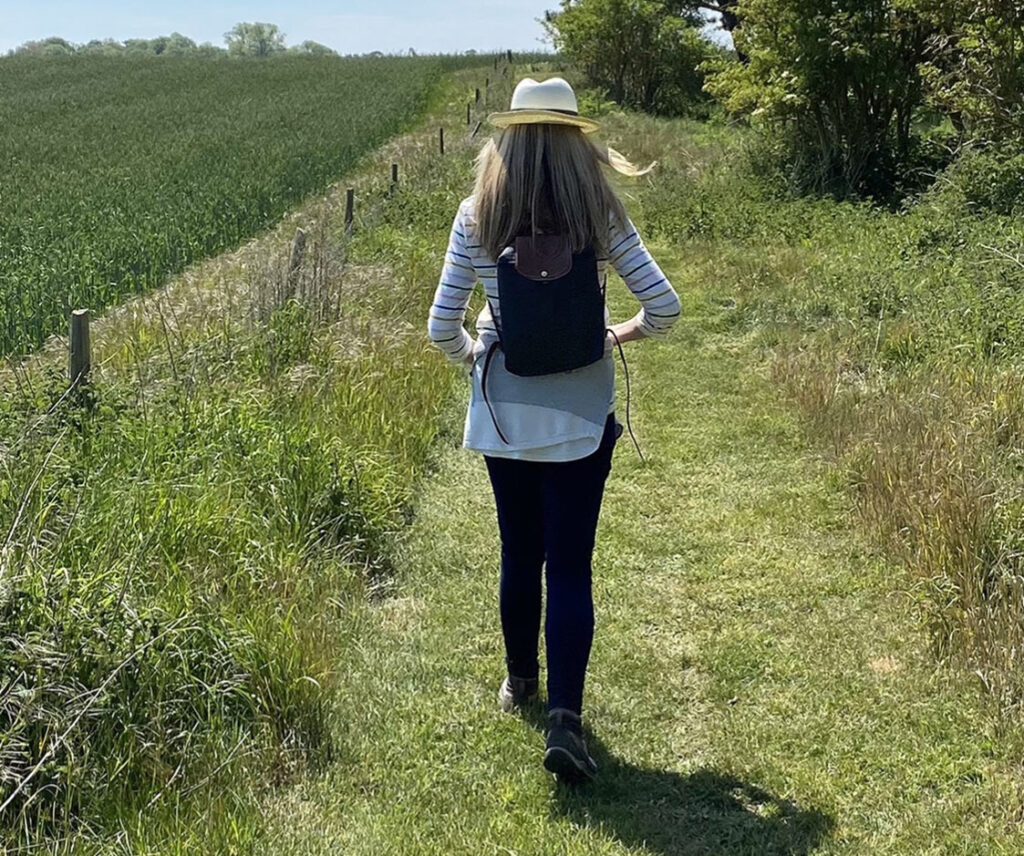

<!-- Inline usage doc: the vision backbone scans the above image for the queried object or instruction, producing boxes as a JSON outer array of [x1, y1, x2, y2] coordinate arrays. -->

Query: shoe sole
[[543, 746, 596, 783]]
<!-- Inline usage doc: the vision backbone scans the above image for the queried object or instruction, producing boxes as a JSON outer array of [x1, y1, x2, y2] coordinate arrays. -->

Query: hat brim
[[487, 110, 599, 134]]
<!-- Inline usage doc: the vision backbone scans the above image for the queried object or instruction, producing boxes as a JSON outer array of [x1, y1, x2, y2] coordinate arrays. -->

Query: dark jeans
[[483, 413, 618, 715]]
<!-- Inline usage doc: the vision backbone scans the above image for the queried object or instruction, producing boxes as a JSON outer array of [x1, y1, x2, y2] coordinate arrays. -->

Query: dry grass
[[774, 342, 1024, 714]]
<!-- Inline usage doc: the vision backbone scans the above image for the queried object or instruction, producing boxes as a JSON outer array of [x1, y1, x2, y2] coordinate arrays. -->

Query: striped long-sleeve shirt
[[428, 195, 680, 461]]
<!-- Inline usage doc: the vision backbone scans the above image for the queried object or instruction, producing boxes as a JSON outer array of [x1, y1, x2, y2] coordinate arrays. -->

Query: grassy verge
[[634, 115, 1024, 714]]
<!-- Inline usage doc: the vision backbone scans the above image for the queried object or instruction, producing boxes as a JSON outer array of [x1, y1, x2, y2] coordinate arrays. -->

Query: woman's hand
[[462, 338, 485, 375], [606, 316, 648, 352]]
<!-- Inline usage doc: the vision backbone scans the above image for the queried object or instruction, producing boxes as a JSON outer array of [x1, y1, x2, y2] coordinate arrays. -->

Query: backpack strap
[[606, 327, 644, 462], [480, 340, 509, 445]]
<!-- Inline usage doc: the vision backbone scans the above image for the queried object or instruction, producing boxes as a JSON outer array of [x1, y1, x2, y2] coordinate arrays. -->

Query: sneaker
[[498, 674, 539, 712], [543, 708, 598, 783]]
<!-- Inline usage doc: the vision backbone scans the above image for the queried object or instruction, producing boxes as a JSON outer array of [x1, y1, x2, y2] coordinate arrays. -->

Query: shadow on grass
[[520, 706, 834, 856]]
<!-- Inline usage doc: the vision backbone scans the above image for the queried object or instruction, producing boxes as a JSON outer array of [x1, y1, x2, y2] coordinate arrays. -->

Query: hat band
[[509, 107, 579, 116]]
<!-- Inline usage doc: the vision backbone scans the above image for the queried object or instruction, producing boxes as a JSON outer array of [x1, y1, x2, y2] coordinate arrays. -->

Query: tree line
[[8, 22, 337, 59], [545, 0, 1024, 199]]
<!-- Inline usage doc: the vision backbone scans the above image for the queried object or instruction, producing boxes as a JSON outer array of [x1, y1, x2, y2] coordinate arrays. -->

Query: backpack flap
[[513, 235, 572, 281], [494, 241, 604, 377]]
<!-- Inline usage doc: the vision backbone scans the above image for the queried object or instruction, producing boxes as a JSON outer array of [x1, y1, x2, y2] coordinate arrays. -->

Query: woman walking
[[427, 76, 680, 783]]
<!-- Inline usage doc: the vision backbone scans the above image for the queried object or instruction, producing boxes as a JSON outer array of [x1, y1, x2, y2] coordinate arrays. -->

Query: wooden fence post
[[506, 49, 512, 63], [439, 127, 445, 155], [391, 163, 399, 190], [69, 309, 91, 385], [467, 102, 471, 125], [475, 88, 481, 104], [345, 188, 355, 234]]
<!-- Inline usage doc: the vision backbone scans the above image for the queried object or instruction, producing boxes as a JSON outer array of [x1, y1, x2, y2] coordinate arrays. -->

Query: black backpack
[[488, 234, 606, 376]]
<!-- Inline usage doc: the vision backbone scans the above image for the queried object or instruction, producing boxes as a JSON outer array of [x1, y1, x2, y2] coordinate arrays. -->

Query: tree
[[118, 33, 198, 55], [12, 37, 76, 56], [79, 39, 125, 56], [10, 32, 226, 59], [290, 40, 338, 56], [916, 0, 1024, 145], [224, 22, 286, 57], [123, 38, 154, 53], [196, 42, 227, 57], [542, 0, 714, 116], [164, 33, 199, 55], [704, 0, 934, 197]]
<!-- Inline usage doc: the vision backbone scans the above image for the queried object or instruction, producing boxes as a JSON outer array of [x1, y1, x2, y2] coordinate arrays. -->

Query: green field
[[0, 53, 483, 358]]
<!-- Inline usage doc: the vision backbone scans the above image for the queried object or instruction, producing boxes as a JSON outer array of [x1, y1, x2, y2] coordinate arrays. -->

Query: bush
[[703, 0, 934, 199], [931, 143, 1024, 216], [543, 0, 717, 117]]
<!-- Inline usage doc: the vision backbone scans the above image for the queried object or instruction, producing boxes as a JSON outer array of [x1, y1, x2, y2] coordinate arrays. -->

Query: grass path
[[251, 237, 1024, 855]]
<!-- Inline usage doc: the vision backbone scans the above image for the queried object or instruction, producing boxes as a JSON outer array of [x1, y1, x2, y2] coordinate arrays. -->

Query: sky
[[2, 0, 563, 55], [0, 0, 731, 55]]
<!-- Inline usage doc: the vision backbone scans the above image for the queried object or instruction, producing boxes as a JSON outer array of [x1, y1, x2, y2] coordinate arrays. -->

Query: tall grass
[[623, 112, 1024, 713], [0, 65, 504, 849]]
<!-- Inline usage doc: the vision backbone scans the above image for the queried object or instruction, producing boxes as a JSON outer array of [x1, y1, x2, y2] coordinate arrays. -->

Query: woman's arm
[[607, 215, 681, 340], [607, 315, 648, 345], [427, 201, 478, 369]]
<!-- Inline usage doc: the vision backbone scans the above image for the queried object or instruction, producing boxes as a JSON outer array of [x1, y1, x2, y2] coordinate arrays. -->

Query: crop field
[[0, 53, 482, 358]]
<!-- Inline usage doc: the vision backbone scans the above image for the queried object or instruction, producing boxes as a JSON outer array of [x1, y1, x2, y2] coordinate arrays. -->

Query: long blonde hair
[[473, 123, 653, 259]]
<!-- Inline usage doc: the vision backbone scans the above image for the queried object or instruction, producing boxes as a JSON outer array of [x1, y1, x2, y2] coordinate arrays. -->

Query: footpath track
[[256, 237, 1024, 855]]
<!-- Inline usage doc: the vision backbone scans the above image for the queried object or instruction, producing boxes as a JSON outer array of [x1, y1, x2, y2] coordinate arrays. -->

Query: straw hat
[[488, 77, 599, 134]]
